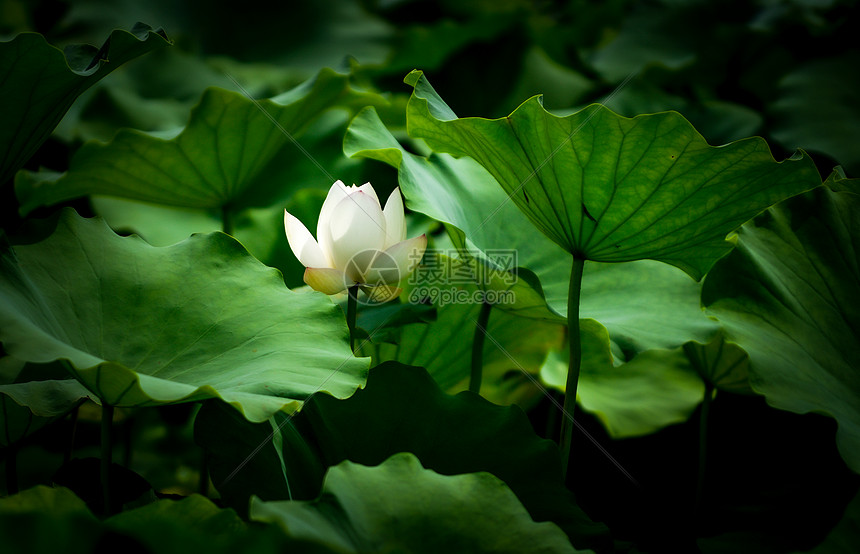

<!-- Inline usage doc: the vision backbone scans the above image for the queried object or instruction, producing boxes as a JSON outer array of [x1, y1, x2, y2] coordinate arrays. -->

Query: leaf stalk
[[696, 381, 715, 514], [560, 255, 585, 481], [347, 285, 359, 352], [101, 403, 114, 516], [221, 205, 234, 236], [469, 301, 493, 394]]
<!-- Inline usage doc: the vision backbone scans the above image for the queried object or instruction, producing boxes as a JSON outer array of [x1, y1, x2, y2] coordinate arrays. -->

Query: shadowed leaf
[[703, 186, 860, 471], [251, 453, 585, 553], [0, 24, 170, 186]]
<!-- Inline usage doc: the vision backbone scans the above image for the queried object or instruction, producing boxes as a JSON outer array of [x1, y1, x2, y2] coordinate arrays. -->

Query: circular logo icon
[[347, 249, 402, 306]]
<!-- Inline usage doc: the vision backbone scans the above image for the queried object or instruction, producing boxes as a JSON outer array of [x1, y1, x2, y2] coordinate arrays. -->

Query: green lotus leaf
[[702, 186, 860, 472], [0, 23, 170, 186], [403, 70, 821, 280], [90, 188, 327, 289], [0, 486, 100, 554], [104, 493, 341, 552], [0, 209, 368, 422], [579, 259, 718, 356], [0, 486, 334, 553], [196, 362, 610, 551], [823, 166, 860, 194], [363, 278, 564, 405], [346, 107, 719, 354], [104, 495, 246, 552], [541, 319, 705, 438], [15, 66, 388, 215], [682, 331, 752, 395], [250, 452, 586, 554], [0, 356, 91, 447], [345, 105, 567, 322]]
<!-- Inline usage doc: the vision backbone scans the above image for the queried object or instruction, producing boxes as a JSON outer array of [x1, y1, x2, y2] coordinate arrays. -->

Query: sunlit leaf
[[346, 105, 567, 322], [541, 320, 705, 438], [0, 209, 368, 422], [579, 260, 718, 356], [404, 70, 820, 280], [90, 188, 327, 288], [250, 452, 585, 554], [346, 107, 720, 354]]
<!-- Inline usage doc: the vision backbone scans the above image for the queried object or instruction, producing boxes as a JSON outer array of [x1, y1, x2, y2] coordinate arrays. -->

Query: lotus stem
[[560, 255, 585, 481], [696, 381, 715, 515], [347, 285, 359, 352], [469, 301, 493, 394], [101, 403, 114, 516], [64, 405, 80, 464], [221, 205, 234, 236]]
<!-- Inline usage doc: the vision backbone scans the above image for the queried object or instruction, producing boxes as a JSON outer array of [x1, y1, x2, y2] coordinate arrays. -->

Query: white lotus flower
[[285, 181, 427, 302]]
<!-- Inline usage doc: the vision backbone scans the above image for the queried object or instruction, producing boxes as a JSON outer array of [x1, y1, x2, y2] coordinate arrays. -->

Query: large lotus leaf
[[251, 453, 584, 554], [404, 70, 821, 280], [0, 356, 91, 447], [90, 188, 328, 288], [196, 362, 611, 551], [0, 209, 368, 422], [579, 259, 718, 356], [15, 66, 388, 215], [345, 105, 568, 322], [346, 107, 719, 354], [702, 186, 860, 472], [543, 324, 753, 437], [541, 319, 705, 438], [0, 24, 170, 186]]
